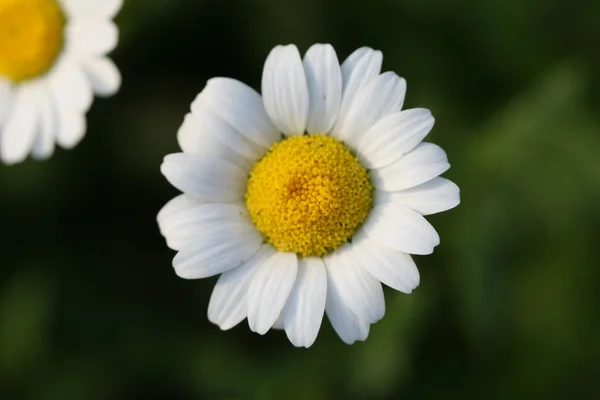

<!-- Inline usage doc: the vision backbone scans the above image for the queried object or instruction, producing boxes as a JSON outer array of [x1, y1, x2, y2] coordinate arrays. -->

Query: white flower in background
[[0, 0, 123, 165], [158, 44, 460, 347]]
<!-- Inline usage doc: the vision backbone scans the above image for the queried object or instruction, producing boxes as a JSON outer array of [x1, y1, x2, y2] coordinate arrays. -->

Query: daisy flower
[[0, 0, 123, 165], [158, 44, 460, 347]]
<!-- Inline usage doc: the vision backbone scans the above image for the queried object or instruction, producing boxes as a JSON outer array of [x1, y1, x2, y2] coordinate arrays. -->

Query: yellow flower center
[[246, 135, 373, 257], [0, 0, 65, 82]]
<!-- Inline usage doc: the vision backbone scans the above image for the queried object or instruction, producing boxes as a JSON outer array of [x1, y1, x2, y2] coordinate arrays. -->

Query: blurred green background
[[2, 0, 600, 398]]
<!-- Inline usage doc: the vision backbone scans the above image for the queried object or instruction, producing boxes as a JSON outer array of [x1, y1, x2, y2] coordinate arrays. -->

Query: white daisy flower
[[0, 0, 123, 165], [158, 44, 460, 347]]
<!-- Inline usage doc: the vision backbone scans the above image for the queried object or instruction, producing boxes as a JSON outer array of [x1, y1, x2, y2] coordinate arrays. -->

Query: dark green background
[[2, 0, 600, 398]]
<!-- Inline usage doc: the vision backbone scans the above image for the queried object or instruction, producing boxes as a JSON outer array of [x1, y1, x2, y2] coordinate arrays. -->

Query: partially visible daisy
[[158, 44, 460, 347], [0, 0, 123, 165]]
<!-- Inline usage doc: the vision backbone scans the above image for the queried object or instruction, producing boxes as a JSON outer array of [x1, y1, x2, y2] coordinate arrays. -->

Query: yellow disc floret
[[0, 0, 65, 82], [246, 135, 373, 257]]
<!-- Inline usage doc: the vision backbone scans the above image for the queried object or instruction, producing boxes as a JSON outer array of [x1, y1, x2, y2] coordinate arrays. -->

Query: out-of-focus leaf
[[350, 289, 428, 398], [0, 270, 55, 381]]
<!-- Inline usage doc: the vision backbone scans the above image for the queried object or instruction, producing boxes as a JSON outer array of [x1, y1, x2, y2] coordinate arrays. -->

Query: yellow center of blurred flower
[[0, 0, 65, 82], [246, 135, 373, 257]]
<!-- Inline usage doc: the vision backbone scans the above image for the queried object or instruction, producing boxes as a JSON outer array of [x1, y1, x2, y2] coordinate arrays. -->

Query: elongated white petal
[[272, 312, 286, 330], [48, 61, 91, 149], [183, 103, 267, 163], [1, 85, 38, 165], [159, 201, 250, 251], [358, 108, 434, 169], [177, 113, 236, 159], [157, 194, 201, 234], [261, 44, 309, 136], [247, 250, 298, 335], [325, 297, 370, 344], [50, 58, 93, 113], [371, 142, 450, 192], [172, 223, 262, 279], [194, 78, 279, 147], [283, 257, 327, 348], [303, 44, 342, 134], [66, 20, 119, 56], [340, 47, 383, 89], [352, 230, 419, 293], [53, 106, 86, 150], [324, 244, 385, 324], [375, 177, 460, 215], [0, 80, 11, 129], [177, 112, 255, 173], [31, 85, 57, 160], [208, 244, 273, 330], [336, 72, 406, 147], [82, 57, 121, 97], [331, 47, 382, 139], [60, 0, 123, 18], [160, 153, 246, 202], [324, 252, 370, 344], [193, 106, 265, 160], [362, 203, 440, 255]]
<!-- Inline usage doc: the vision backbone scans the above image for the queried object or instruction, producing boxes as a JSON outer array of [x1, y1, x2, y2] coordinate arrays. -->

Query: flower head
[[158, 44, 460, 347], [0, 0, 123, 165]]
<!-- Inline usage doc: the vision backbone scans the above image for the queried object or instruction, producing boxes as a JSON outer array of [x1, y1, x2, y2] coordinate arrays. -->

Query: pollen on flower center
[[245, 134, 373, 257], [0, 0, 65, 82]]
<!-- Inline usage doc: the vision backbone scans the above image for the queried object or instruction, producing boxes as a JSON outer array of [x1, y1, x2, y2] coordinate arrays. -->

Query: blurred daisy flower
[[158, 44, 460, 347], [0, 0, 122, 165]]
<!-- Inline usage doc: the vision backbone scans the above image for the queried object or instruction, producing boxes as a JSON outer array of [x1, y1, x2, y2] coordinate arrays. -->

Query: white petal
[[325, 298, 370, 344], [173, 223, 262, 279], [247, 250, 298, 335], [371, 142, 450, 192], [330, 47, 382, 139], [375, 177, 460, 216], [60, 0, 123, 18], [191, 106, 265, 160], [0, 85, 38, 165], [49, 61, 91, 148], [335, 72, 407, 148], [340, 47, 383, 90], [0, 80, 12, 129], [208, 244, 273, 330], [261, 45, 309, 136], [159, 200, 250, 251], [180, 104, 265, 169], [157, 194, 201, 236], [324, 244, 385, 324], [49, 58, 93, 113], [283, 257, 327, 348], [324, 264, 370, 344], [81, 57, 121, 97], [362, 203, 440, 255], [54, 107, 86, 150], [358, 108, 434, 169], [177, 112, 255, 173], [303, 44, 342, 134], [271, 312, 285, 330], [66, 20, 118, 56], [160, 153, 246, 202], [31, 86, 57, 160], [193, 78, 279, 147], [351, 230, 419, 293]]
